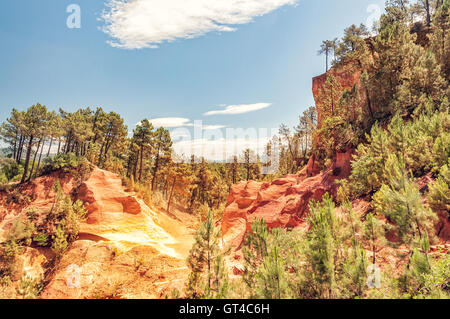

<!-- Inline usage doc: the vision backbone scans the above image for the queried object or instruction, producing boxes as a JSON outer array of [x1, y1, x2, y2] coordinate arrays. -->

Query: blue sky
[[0, 0, 386, 158]]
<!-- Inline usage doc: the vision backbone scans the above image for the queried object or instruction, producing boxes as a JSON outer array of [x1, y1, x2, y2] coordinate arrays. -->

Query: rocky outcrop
[[312, 66, 362, 129], [77, 168, 141, 225], [40, 240, 188, 299], [222, 149, 354, 249], [0, 166, 195, 299]]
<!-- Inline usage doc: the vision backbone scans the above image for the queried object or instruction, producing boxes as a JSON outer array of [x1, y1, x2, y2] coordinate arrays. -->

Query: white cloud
[[194, 123, 227, 130], [204, 103, 272, 116], [146, 118, 227, 130], [149, 117, 191, 128], [100, 0, 297, 49], [173, 136, 271, 162]]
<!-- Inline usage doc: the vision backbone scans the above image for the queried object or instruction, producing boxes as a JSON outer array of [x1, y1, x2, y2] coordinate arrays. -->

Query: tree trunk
[[17, 135, 24, 163], [425, 0, 431, 26], [21, 135, 34, 184], [28, 138, 42, 181], [13, 137, 17, 161], [98, 142, 105, 166], [151, 151, 160, 191], [167, 176, 176, 212], [139, 144, 144, 182], [47, 137, 53, 158], [365, 86, 374, 119], [35, 139, 46, 178], [133, 154, 138, 182]]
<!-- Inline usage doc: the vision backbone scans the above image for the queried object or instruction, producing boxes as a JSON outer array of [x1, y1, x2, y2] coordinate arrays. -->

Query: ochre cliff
[[312, 66, 361, 129], [0, 167, 194, 299], [222, 66, 449, 250], [222, 150, 354, 249]]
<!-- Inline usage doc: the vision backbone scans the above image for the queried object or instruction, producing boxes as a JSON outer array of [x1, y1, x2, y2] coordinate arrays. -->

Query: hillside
[[0, 166, 195, 299]]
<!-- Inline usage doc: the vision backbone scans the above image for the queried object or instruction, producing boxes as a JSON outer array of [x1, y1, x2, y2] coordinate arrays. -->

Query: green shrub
[[350, 109, 449, 197], [15, 274, 44, 299], [1, 161, 24, 182], [51, 223, 68, 257], [373, 155, 437, 246], [0, 240, 22, 279], [428, 163, 450, 212], [42, 153, 93, 181], [33, 233, 49, 247], [6, 218, 35, 246]]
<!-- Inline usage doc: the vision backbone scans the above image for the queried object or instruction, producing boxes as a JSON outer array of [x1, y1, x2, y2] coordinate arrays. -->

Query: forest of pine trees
[[0, 100, 318, 217]]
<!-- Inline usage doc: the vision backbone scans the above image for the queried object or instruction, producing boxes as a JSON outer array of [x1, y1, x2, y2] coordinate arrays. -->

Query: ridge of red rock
[[222, 149, 354, 248], [77, 168, 142, 225]]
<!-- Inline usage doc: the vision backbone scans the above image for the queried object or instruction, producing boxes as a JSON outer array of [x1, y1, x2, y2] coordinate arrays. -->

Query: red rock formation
[[222, 56, 449, 249], [222, 149, 354, 249], [312, 66, 362, 129], [77, 168, 141, 225], [221, 66, 360, 248]]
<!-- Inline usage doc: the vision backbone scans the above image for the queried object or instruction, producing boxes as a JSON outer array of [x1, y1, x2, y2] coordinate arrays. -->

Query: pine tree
[[363, 213, 386, 264], [164, 162, 193, 212], [133, 119, 154, 182], [186, 211, 229, 299], [427, 163, 450, 211], [151, 127, 172, 192], [428, 0, 450, 79], [19, 104, 49, 184], [373, 155, 437, 247], [51, 223, 68, 257], [318, 39, 337, 72]]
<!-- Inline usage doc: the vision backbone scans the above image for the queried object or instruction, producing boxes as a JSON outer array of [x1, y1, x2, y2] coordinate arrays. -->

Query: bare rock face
[[40, 241, 188, 299], [77, 168, 141, 225], [222, 154, 353, 249], [312, 67, 362, 129]]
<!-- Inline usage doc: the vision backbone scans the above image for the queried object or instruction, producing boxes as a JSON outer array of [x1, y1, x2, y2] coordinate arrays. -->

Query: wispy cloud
[[204, 103, 272, 116], [148, 117, 191, 128], [100, 0, 297, 49], [194, 124, 227, 130], [146, 117, 226, 130]]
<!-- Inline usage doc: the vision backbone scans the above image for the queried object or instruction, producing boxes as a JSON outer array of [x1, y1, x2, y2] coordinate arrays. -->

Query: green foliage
[[362, 213, 386, 264], [351, 109, 449, 197], [0, 240, 22, 279], [186, 211, 229, 299], [393, 234, 446, 299], [6, 218, 36, 246], [1, 161, 24, 182], [51, 223, 68, 257], [43, 153, 92, 179], [33, 233, 49, 247], [428, 163, 450, 211], [72, 199, 88, 222], [47, 180, 84, 242], [373, 155, 437, 246], [418, 253, 450, 299], [242, 222, 294, 299], [296, 195, 370, 299], [15, 274, 44, 299]]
